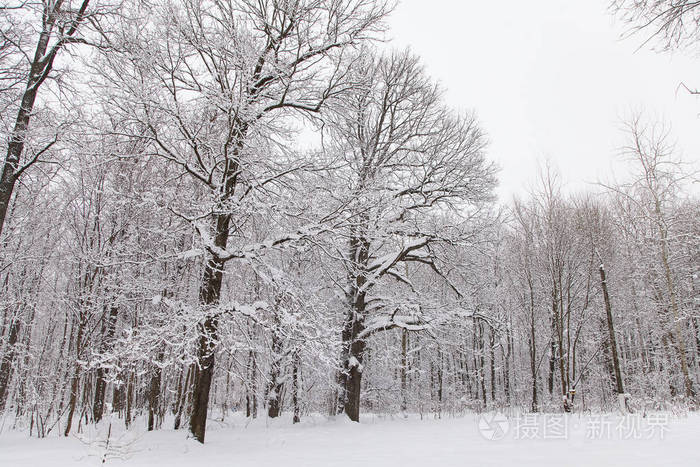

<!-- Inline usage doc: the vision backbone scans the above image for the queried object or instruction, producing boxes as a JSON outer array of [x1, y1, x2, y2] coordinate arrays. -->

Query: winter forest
[[0, 1, 699, 466]]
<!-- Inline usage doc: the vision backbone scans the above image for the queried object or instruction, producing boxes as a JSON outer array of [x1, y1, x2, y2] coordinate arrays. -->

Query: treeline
[[0, 0, 697, 444]]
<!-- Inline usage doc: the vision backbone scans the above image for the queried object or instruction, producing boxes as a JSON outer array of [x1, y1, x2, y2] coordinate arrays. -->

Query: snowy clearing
[[1, 412, 698, 467]]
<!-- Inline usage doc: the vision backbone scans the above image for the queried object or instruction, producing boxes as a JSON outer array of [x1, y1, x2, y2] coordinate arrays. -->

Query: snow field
[[1, 412, 698, 466]]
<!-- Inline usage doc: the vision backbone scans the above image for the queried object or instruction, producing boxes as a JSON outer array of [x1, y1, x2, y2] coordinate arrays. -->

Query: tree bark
[[93, 305, 119, 423], [174, 365, 192, 430], [64, 316, 85, 437], [266, 330, 284, 418], [125, 371, 134, 429], [292, 351, 300, 424], [400, 329, 408, 414], [189, 212, 232, 441], [599, 264, 624, 395], [0, 1, 90, 236], [245, 349, 258, 418], [528, 276, 539, 412], [337, 234, 369, 422], [0, 315, 20, 411], [489, 328, 496, 403], [148, 348, 164, 431], [657, 216, 695, 399], [339, 310, 366, 422], [188, 312, 219, 442]]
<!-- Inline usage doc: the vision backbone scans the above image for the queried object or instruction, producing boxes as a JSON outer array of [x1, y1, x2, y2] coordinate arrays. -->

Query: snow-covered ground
[[1, 412, 698, 466]]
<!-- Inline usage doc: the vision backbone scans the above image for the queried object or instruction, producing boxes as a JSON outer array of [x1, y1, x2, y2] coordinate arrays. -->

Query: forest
[[0, 0, 698, 456]]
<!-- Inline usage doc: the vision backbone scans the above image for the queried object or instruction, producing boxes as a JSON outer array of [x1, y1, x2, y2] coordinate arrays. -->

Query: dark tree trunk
[[0, 55, 43, 237], [189, 208, 233, 442], [529, 324, 538, 412], [64, 365, 81, 437], [189, 314, 218, 441], [553, 286, 570, 412], [504, 327, 512, 405], [266, 330, 284, 418], [462, 350, 473, 400], [0, 316, 20, 411], [337, 310, 367, 422], [292, 351, 300, 424], [437, 351, 443, 417], [112, 384, 124, 417], [148, 349, 164, 431], [93, 305, 119, 423], [266, 382, 282, 418], [337, 234, 369, 422], [125, 371, 134, 429], [599, 264, 624, 395], [600, 317, 617, 393], [489, 328, 496, 403], [526, 271, 538, 412], [188, 139, 243, 442], [341, 322, 366, 422], [245, 349, 258, 418], [547, 342, 555, 396], [64, 317, 85, 437], [174, 365, 193, 430], [400, 329, 408, 413], [472, 325, 479, 403], [476, 321, 487, 407], [0, 1, 90, 236]]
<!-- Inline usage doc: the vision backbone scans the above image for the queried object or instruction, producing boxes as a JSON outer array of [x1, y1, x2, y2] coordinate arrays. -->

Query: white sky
[[387, 0, 700, 201]]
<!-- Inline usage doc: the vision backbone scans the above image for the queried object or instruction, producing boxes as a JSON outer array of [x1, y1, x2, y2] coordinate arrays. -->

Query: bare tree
[[604, 115, 697, 400], [611, 0, 700, 50], [0, 0, 109, 237], [97, 0, 390, 442], [324, 49, 495, 421]]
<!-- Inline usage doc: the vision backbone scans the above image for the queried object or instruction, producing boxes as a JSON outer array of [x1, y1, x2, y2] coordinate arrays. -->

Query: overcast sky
[[386, 0, 700, 201]]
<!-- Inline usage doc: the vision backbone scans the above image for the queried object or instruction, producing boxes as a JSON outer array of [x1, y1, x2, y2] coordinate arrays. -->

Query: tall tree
[[325, 49, 496, 421], [97, 0, 390, 442], [0, 0, 103, 237], [605, 116, 697, 399]]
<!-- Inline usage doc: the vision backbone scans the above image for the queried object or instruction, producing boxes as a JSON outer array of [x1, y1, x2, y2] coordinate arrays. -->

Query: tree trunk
[[489, 328, 496, 403], [266, 330, 284, 418], [188, 137, 242, 441], [599, 264, 624, 395], [125, 372, 134, 429], [0, 315, 20, 411], [245, 349, 258, 418], [337, 234, 369, 422], [189, 208, 233, 442], [657, 219, 695, 399], [148, 349, 164, 431], [112, 384, 124, 417], [0, 64, 41, 237], [504, 326, 512, 405], [292, 351, 300, 424], [528, 276, 538, 412], [64, 317, 85, 437], [400, 329, 408, 414], [436, 351, 443, 418], [0, 1, 90, 235], [552, 285, 569, 412], [340, 314, 366, 422], [189, 314, 218, 441], [174, 365, 192, 430], [93, 305, 119, 423], [477, 322, 486, 407], [547, 340, 556, 396]]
